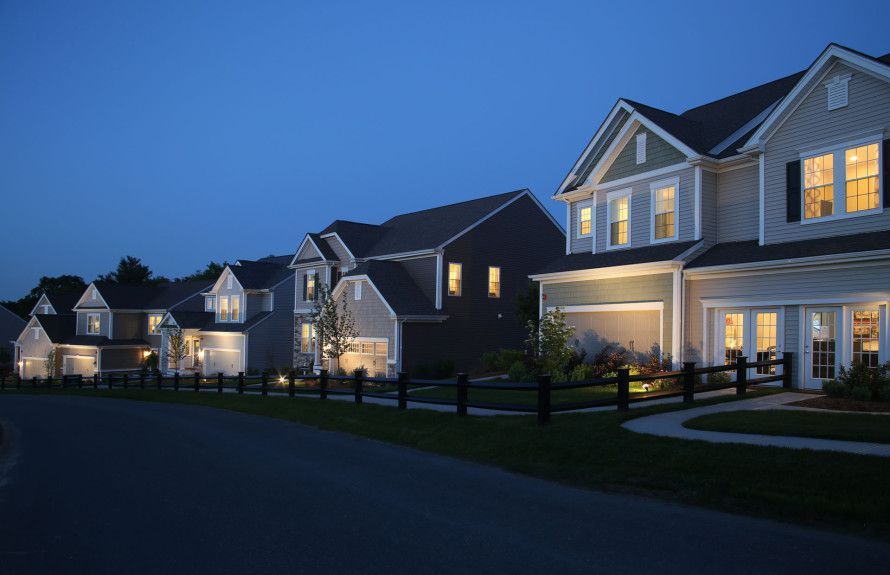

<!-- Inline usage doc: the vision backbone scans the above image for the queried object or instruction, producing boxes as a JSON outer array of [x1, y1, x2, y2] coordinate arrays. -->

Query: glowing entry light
[[142, 350, 152, 358], [198, 350, 205, 360], [18, 360, 24, 368], [279, 376, 287, 385]]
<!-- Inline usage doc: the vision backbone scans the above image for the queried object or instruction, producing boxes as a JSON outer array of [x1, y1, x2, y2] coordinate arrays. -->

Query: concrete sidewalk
[[622, 392, 890, 457]]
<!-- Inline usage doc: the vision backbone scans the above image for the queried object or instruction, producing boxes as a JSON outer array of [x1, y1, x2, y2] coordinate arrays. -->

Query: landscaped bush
[[481, 348, 527, 373], [589, 344, 627, 377], [507, 360, 537, 383], [823, 361, 890, 402]]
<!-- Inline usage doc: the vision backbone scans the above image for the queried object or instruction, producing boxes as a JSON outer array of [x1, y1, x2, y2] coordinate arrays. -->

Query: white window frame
[[846, 305, 885, 367], [91, 289, 97, 301], [606, 188, 632, 250], [305, 270, 316, 302], [230, 295, 241, 322], [86, 313, 101, 335], [300, 321, 315, 354], [635, 132, 647, 164], [713, 307, 785, 373], [354, 281, 362, 301], [799, 135, 883, 225], [147, 313, 163, 335], [41, 304, 51, 314], [448, 262, 462, 297], [205, 296, 215, 312], [649, 176, 680, 243], [219, 296, 229, 322], [575, 200, 592, 238]]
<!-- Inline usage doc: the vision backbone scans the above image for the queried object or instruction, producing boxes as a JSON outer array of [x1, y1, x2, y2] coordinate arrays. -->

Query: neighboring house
[[157, 256, 295, 375], [291, 189, 564, 377], [532, 43, 890, 389], [13, 282, 209, 379], [1, 303, 27, 364]]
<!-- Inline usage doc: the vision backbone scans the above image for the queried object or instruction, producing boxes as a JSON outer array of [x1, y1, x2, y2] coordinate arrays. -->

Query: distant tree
[[178, 261, 227, 282], [1, 274, 87, 319], [167, 328, 186, 371], [311, 283, 357, 374], [98, 256, 158, 285]]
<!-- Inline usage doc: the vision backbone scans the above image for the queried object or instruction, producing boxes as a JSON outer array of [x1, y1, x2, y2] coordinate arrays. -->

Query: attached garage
[[561, 303, 663, 361], [20, 358, 45, 380], [63, 355, 96, 377], [339, 339, 390, 377], [204, 348, 242, 376]]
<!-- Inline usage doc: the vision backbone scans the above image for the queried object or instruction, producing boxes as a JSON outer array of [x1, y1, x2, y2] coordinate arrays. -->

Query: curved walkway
[[622, 392, 890, 457]]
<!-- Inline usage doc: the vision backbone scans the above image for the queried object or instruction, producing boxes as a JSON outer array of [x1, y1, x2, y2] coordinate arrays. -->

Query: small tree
[[45, 348, 58, 378], [167, 328, 186, 371], [527, 307, 575, 376], [311, 283, 358, 373]]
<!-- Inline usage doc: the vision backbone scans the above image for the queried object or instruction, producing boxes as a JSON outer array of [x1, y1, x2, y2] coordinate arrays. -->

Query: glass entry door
[[805, 308, 840, 389]]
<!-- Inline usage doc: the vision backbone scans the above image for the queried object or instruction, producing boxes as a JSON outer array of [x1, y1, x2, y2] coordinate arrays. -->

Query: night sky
[[2, 0, 889, 299]]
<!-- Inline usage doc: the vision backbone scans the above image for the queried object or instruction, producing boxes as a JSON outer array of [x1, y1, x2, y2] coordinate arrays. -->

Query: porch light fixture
[[142, 350, 152, 358], [198, 350, 205, 360], [18, 360, 23, 368], [279, 376, 287, 385]]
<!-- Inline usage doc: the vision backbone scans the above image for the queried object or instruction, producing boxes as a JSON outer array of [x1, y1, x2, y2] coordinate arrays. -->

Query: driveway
[[1, 394, 889, 574]]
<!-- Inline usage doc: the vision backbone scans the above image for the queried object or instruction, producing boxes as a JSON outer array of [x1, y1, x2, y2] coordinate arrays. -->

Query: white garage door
[[63, 355, 96, 377], [21, 358, 44, 380], [566, 310, 662, 360], [204, 349, 241, 376]]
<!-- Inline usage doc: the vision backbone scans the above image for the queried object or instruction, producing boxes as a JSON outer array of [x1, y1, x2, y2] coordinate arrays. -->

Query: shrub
[[481, 349, 526, 373], [707, 371, 731, 384], [822, 380, 849, 398], [834, 362, 890, 401], [635, 344, 675, 390], [590, 345, 627, 378], [850, 385, 873, 402], [568, 362, 597, 383], [508, 360, 537, 383]]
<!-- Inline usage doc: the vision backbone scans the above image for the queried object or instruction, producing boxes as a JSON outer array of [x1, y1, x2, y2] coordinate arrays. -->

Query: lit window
[[578, 205, 591, 236], [851, 309, 880, 367], [205, 297, 215, 311], [301, 322, 315, 354], [652, 184, 676, 240], [845, 143, 880, 213], [488, 267, 501, 298], [306, 272, 316, 301], [724, 313, 744, 365], [87, 313, 101, 334], [754, 312, 777, 375], [231, 296, 240, 321], [219, 297, 229, 321], [448, 263, 462, 296], [803, 153, 834, 219], [609, 195, 629, 246], [147, 314, 163, 335]]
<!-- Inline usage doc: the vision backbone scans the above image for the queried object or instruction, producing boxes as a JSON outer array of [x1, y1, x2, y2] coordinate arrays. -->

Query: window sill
[[800, 207, 883, 225]]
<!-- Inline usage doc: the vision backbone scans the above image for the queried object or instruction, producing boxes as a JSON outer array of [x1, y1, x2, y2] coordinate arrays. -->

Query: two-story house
[[157, 256, 294, 375], [290, 189, 565, 377], [13, 283, 209, 378], [532, 43, 890, 389]]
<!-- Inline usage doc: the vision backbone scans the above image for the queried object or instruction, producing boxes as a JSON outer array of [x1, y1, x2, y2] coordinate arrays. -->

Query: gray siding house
[[532, 43, 890, 389], [157, 256, 295, 376], [2, 303, 27, 366]]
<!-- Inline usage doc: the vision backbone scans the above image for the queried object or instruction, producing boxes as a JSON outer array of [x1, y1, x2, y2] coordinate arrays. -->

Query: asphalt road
[[1, 395, 889, 574]]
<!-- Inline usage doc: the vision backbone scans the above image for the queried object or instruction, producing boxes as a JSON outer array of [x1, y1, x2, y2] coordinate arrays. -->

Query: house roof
[[2, 304, 27, 347], [166, 310, 215, 330], [86, 280, 212, 311], [62, 335, 150, 348], [40, 292, 80, 315], [199, 311, 273, 333], [258, 254, 296, 266], [229, 260, 291, 290], [306, 234, 339, 260], [345, 260, 441, 316], [33, 314, 76, 343], [686, 231, 890, 270], [532, 241, 700, 276], [318, 189, 529, 258]]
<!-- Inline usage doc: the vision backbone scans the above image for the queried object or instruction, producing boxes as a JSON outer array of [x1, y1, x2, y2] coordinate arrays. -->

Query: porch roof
[[533, 241, 699, 275]]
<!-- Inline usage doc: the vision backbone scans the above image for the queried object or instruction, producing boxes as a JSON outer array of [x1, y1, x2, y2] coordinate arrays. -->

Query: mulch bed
[[789, 396, 890, 413]]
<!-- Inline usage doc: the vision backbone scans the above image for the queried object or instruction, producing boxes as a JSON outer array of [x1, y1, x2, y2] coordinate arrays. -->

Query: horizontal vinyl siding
[[101, 348, 144, 371], [601, 127, 686, 183], [569, 198, 594, 253], [716, 164, 759, 242], [764, 62, 890, 244], [17, 323, 53, 359], [77, 311, 109, 336], [701, 169, 718, 245]]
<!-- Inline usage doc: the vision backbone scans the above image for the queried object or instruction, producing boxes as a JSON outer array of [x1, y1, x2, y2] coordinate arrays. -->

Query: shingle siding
[[763, 62, 890, 244], [716, 164, 759, 242], [601, 127, 687, 184]]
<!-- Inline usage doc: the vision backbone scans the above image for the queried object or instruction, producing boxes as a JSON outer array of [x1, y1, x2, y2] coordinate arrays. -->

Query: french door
[[715, 309, 783, 378], [804, 307, 841, 390]]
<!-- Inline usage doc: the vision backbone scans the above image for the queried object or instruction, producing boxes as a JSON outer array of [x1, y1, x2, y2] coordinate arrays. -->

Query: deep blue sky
[[2, 1, 889, 299]]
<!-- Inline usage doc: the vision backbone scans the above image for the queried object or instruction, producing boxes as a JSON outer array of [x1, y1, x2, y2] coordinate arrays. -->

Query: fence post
[[319, 369, 328, 400], [237, 372, 244, 394], [217, 372, 224, 393], [261, 372, 268, 396], [782, 352, 794, 390], [683, 362, 696, 404], [617, 368, 630, 412], [77, 374, 83, 389], [288, 370, 295, 398], [194, 371, 200, 392], [397, 372, 408, 410], [456, 373, 469, 416], [123, 373, 128, 390], [353, 369, 364, 404], [736, 356, 748, 396], [537, 373, 551, 425], [17, 373, 22, 389], [46, 375, 53, 389], [173, 371, 180, 392], [107, 372, 113, 390]]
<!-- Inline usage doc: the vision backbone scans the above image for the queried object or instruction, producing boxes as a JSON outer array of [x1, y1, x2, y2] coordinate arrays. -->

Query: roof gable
[[599, 125, 687, 185], [30, 294, 53, 316], [73, 283, 110, 310]]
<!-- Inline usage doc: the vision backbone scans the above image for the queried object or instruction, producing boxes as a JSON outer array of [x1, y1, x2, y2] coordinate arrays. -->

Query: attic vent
[[635, 132, 647, 164], [824, 73, 851, 111]]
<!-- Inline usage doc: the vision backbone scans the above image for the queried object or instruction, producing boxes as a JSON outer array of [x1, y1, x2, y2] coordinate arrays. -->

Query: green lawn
[[685, 409, 890, 444], [7, 387, 890, 540], [409, 382, 652, 406]]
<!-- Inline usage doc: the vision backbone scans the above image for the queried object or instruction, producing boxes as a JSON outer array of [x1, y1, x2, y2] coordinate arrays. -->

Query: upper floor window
[[607, 190, 630, 248], [488, 267, 501, 298], [147, 314, 163, 335], [803, 153, 834, 219], [87, 313, 101, 334], [448, 263, 462, 296], [845, 143, 880, 214], [577, 204, 592, 237], [205, 296, 215, 312], [301, 322, 316, 354], [231, 296, 240, 322], [219, 297, 229, 321], [650, 179, 677, 242], [305, 272, 316, 302]]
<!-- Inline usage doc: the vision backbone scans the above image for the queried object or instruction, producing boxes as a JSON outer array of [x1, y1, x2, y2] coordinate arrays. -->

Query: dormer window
[[219, 297, 229, 321], [205, 296, 215, 312], [576, 203, 592, 238], [87, 313, 101, 335], [231, 296, 240, 322]]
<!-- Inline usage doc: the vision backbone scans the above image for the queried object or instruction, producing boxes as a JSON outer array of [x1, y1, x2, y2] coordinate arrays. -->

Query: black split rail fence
[[1, 353, 793, 424]]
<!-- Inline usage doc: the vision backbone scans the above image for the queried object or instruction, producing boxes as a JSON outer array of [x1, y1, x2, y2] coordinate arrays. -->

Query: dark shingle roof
[[533, 241, 700, 275], [88, 281, 211, 310], [258, 254, 297, 266], [167, 311, 215, 330], [43, 292, 80, 314], [320, 189, 528, 258], [2, 304, 27, 348], [306, 234, 338, 260], [346, 260, 440, 316], [199, 311, 273, 333], [34, 314, 76, 343], [686, 231, 890, 269], [229, 261, 291, 290]]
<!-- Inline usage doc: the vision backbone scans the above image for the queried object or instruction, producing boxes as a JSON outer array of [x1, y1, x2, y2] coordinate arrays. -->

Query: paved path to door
[[2, 394, 890, 574], [623, 392, 890, 457]]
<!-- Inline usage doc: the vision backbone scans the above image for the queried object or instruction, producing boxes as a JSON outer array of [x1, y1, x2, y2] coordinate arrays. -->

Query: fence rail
[[1, 353, 793, 425]]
